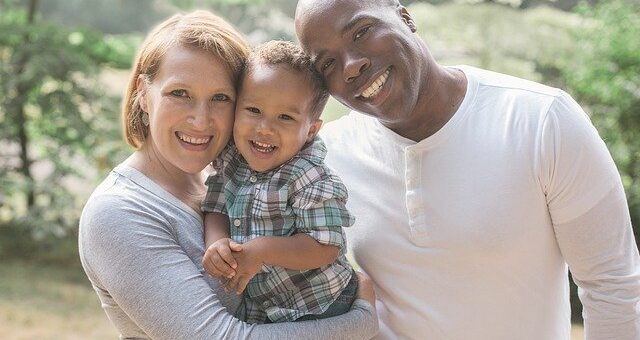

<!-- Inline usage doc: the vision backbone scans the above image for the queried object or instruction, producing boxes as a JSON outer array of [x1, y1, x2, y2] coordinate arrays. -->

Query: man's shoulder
[[460, 65, 562, 99]]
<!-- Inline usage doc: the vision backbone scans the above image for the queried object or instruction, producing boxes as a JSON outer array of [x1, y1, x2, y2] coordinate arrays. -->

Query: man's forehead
[[296, 0, 396, 24]]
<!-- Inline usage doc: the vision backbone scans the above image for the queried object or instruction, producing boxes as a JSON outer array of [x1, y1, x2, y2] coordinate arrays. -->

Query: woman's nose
[[187, 102, 211, 129]]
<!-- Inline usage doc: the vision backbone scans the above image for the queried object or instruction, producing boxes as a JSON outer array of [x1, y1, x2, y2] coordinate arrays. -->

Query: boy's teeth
[[360, 69, 390, 99], [177, 132, 211, 145], [252, 140, 276, 153]]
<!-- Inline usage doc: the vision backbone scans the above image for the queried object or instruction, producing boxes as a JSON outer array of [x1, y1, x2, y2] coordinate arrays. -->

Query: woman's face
[[139, 45, 236, 175]]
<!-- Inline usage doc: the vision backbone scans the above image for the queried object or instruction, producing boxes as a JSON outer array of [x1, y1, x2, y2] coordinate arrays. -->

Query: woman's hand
[[355, 271, 376, 307]]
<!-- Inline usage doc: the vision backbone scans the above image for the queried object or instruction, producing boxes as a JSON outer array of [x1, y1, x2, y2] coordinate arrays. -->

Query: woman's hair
[[122, 10, 251, 149], [241, 40, 329, 119]]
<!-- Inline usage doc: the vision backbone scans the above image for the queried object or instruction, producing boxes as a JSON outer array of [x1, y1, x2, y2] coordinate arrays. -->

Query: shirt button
[[233, 219, 241, 227], [262, 301, 270, 308], [249, 175, 257, 183]]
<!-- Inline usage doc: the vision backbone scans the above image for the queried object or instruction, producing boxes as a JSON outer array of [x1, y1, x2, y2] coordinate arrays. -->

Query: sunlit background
[[1, 0, 638, 338]]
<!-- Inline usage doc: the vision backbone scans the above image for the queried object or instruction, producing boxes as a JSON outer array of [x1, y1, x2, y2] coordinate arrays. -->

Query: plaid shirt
[[202, 137, 355, 323]]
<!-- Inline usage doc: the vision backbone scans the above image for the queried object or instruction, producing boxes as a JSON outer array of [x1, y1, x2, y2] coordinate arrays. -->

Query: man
[[294, 0, 640, 339]]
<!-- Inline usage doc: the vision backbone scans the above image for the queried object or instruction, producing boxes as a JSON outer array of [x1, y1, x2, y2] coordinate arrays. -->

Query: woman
[[78, 10, 377, 339]]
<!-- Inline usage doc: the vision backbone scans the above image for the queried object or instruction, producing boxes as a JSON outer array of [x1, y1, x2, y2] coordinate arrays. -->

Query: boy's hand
[[224, 241, 264, 295], [203, 238, 242, 279]]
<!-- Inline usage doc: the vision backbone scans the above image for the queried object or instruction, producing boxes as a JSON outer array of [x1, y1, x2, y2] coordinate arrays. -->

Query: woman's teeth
[[251, 140, 276, 153], [360, 69, 390, 99], [177, 132, 211, 145]]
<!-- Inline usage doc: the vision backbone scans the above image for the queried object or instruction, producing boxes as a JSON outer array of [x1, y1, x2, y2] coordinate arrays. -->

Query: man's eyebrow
[[341, 14, 372, 36]]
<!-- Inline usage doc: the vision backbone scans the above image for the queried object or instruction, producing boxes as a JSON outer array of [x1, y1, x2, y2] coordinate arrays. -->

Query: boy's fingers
[[218, 246, 238, 269], [203, 255, 225, 278], [229, 241, 243, 252], [211, 252, 235, 278]]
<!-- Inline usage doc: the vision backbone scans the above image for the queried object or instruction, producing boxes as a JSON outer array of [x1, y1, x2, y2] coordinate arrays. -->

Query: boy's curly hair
[[242, 40, 329, 119]]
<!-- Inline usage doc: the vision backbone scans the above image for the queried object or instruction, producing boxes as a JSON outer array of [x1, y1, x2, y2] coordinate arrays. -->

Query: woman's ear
[[137, 74, 149, 113], [306, 119, 323, 142]]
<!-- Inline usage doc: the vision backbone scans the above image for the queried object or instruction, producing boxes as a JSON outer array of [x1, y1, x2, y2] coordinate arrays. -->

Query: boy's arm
[[203, 212, 230, 248], [203, 213, 242, 279], [247, 234, 339, 270]]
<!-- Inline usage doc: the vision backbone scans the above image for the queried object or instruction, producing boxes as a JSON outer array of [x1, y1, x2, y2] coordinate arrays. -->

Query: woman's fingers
[[355, 271, 376, 306]]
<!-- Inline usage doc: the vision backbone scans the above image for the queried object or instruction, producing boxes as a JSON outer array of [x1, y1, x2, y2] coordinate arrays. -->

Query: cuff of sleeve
[[303, 229, 344, 247]]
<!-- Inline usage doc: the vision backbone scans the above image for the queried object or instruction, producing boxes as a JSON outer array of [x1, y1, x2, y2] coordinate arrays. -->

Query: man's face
[[295, 0, 424, 126]]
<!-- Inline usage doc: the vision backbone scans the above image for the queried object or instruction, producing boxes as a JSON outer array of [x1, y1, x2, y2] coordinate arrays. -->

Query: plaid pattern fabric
[[202, 137, 355, 323]]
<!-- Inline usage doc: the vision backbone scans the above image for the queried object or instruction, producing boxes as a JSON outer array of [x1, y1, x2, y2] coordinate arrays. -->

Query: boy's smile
[[233, 63, 322, 173]]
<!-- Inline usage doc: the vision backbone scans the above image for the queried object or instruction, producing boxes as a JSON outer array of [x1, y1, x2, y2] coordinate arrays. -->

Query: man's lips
[[357, 67, 392, 100]]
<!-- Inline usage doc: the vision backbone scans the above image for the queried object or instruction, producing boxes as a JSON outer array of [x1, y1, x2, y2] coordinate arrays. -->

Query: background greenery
[[1, 0, 638, 337]]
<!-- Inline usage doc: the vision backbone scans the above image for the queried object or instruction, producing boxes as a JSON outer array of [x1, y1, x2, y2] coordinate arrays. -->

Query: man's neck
[[384, 65, 467, 143]]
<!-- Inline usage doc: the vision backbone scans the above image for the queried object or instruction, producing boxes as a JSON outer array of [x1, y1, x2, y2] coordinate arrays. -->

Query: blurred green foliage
[[562, 0, 640, 236], [0, 3, 131, 250]]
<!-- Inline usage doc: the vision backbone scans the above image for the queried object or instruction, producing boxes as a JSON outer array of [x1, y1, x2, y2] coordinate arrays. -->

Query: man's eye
[[212, 93, 231, 102], [170, 89, 188, 97], [279, 114, 294, 121], [354, 25, 371, 40]]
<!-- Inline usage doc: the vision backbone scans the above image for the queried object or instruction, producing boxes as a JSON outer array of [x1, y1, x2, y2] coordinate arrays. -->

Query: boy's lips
[[250, 140, 277, 153]]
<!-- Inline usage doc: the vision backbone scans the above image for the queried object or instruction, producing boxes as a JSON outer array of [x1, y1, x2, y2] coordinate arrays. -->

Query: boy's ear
[[306, 119, 323, 142]]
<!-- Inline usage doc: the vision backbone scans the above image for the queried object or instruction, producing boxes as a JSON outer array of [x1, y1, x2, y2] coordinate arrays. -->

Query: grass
[[0, 260, 117, 340], [0, 260, 584, 339]]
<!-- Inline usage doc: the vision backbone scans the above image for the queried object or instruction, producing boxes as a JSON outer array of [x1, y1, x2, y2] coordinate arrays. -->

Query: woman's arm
[[80, 194, 377, 339]]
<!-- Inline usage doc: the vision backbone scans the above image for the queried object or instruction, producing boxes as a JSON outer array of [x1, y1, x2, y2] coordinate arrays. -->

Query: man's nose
[[343, 52, 370, 83]]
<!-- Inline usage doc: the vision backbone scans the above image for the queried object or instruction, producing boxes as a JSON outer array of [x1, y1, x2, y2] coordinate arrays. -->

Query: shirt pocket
[[250, 186, 293, 236]]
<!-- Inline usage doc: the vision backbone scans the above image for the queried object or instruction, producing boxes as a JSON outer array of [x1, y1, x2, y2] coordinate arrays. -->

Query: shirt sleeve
[[539, 91, 640, 338], [290, 169, 355, 248], [80, 194, 377, 340], [202, 146, 235, 214], [201, 171, 226, 214]]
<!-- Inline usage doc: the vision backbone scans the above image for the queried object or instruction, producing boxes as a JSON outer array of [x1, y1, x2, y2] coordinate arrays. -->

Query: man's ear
[[400, 7, 417, 33], [137, 74, 149, 113], [306, 119, 323, 142]]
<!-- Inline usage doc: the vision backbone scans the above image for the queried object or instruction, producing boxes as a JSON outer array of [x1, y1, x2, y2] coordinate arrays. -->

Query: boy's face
[[233, 63, 322, 173]]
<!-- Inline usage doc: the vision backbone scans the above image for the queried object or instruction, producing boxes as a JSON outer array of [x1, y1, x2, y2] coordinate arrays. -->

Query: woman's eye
[[279, 114, 294, 121], [354, 26, 371, 40], [170, 89, 188, 97], [212, 93, 231, 102]]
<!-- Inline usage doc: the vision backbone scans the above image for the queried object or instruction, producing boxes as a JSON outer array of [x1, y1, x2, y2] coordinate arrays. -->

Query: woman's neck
[[125, 148, 207, 212]]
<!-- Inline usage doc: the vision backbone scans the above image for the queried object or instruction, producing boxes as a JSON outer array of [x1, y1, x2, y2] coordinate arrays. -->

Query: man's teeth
[[252, 140, 276, 153], [177, 132, 211, 145], [360, 69, 390, 99]]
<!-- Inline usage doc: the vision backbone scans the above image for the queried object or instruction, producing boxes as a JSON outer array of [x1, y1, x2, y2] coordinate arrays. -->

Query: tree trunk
[[13, 0, 39, 209]]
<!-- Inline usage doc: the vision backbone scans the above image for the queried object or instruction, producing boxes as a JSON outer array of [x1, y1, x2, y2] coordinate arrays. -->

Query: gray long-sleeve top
[[78, 164, 377, 339]]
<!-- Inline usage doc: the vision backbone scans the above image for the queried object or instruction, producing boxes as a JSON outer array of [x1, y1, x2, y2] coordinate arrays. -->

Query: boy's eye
[[212, 93, 231, 102], [354, 25, 371, 40], [246, 107, 261, 115], [170, 89, 188, 97], [320, 59, 334, 73], [278, 114, 294, 121]]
